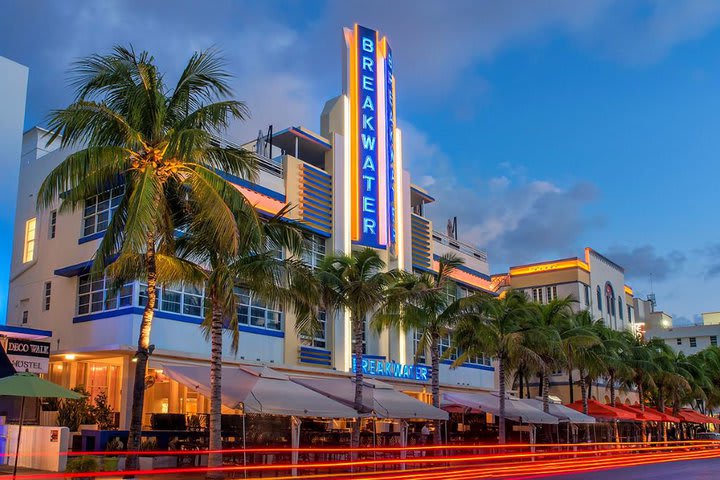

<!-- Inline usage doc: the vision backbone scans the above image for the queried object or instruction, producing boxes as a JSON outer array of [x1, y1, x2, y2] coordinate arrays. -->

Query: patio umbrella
[[0, 370, 82, 478]]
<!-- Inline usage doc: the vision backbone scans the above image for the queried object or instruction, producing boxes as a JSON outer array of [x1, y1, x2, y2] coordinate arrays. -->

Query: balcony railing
[[211, 138, 284, 177], [432, 230, 488, 263]]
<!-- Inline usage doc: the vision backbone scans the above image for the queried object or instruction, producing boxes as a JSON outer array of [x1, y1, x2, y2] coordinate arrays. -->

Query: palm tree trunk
[[579, 371, 590, 441], [638, 381, 646, 442], [609, 373, 619, 443], [430, 333, 441, 445], [538, 372, 544, 398], [568, 367, 574, 404], [351, 314, 364, 448], [498, 358, 507, 444], [657, 383, 667, 442], [587, 377, 592, 402], [207, 303, 224, 479], [542, 369, 550, 413], [518, 369, 524, 399], [525, 373, 531, 399], [126, 236, 157, 472]]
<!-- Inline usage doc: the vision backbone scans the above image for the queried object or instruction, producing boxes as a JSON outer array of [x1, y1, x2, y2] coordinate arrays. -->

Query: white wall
[[0, 57, 28, 320], [587, 250, 628, 331]]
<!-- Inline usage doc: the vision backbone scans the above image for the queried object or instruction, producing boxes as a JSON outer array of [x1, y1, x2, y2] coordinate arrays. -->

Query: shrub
[[91, 391, 115, 430], [66, 456, 98, 477], [56, 386, 94, 432]]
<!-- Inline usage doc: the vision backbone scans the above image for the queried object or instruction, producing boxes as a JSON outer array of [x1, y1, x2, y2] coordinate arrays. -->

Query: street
[[537, 457, 720, 480]]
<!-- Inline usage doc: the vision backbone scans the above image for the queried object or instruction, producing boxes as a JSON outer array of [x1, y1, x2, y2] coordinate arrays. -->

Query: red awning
[[566, 400, 637, 421], [615, 404, 664, 422], [677, 409, 720, 425], [642, 406, 681, 423]]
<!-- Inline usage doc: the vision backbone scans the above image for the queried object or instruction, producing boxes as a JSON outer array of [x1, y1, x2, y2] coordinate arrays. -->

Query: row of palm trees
[[35, 47, 720, 478]]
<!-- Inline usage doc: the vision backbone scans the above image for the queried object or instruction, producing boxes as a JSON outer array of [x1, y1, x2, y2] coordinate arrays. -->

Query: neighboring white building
[[0, 56, 29, 320], [646, 311, 719, 355]]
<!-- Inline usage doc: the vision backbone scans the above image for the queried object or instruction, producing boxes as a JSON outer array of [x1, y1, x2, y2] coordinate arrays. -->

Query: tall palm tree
[[372, 253, 481, 444], [315, 248, 392, 447], [528, 297, 575, 412], [37, 46, 256, 469], [556, 311, 600, 405], [620, 333, 659, 442], [179, 205, 309, 477], [452, 290, 540, 444]]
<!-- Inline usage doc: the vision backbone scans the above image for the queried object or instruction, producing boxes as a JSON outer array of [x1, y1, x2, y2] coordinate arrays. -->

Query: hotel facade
[[493, 248, 641, 405], [4, 26, 497, 428]]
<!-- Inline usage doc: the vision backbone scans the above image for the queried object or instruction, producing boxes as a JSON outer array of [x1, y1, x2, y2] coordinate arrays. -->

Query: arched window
[[619, 298, 624, 320], [596, 286, 602, 311], [605, 283, 615, 315]]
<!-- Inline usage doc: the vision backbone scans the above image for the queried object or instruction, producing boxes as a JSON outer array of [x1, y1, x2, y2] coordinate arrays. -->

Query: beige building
[[492, 248, 640, 406]]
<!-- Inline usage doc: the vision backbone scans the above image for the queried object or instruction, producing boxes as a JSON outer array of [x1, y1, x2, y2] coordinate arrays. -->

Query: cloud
[[603, 245, 686, 281], [698, 243, 720, 279], [402, 121, 600, 268]]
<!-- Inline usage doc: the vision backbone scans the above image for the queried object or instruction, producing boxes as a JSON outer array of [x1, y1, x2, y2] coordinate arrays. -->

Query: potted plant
[[91, 391, 115, 430], [103, 437, 124, 472], [65, 456, 98, 480], [138, 437, 158, 471]]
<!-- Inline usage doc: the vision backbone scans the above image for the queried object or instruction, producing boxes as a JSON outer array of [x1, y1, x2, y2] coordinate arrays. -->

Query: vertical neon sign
[[385, 44, 396, 255], [355, 25, 382, 248]]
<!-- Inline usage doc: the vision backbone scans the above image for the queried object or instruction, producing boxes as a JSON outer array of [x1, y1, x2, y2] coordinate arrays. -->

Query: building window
[[235, 287, 282, 331], [439, 333, 456, 361], [676, 338, 682, 345], [21, 310, 28, 324], [532, 288, 544, 304], [48, 210, 57, 239], [301, 310, 327, 348], [627, 305, 632, 323], [78, 275, 133, 316], [584, 285, 590, 306], [605, 283, 615, 315], [413, 330, 426, 364], [596, 286, 602, 311], [23, 218, 37, 263], [689, 337, 697, 348], [546, 286, 557, 302], [301, 234, 326, 269], [458, 286, 473, 298], [82, 187, 123, 237], [619, 299, 623, 320], [139, 283, 205, 317], [711, 336, 717, 347], [43, 282, 52, 311]]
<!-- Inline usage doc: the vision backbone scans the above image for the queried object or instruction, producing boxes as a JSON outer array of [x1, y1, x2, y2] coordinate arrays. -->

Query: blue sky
[[2, 0, 720, 324]]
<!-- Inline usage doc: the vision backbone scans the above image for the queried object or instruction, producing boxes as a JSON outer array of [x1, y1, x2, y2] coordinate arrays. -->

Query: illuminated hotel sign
[[352, 357, 429, 382], [346, 24, 398, 251]]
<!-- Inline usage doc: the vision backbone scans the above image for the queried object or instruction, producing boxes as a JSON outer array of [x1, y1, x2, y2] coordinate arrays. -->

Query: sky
[[1, 0, 720, 325]]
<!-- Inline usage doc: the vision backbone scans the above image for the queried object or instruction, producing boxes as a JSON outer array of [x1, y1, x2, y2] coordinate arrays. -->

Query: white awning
[[291, 376, 448, 420], [442, 392, 558, 425], [520, 399, 596, 424], [163, 364, 358, 418]]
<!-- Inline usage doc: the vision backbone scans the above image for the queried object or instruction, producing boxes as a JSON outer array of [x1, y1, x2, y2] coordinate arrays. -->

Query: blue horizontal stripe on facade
[[55, 260, 94, 277], [0, 324, 53, 337], [300, 188, 332, 208], [300, 346, 332, 354], [300, 219, 332, 234], [300, 211, 332, 230], [411, 239, 431, 251], [299, 350, 332, 360], [78, 231, 105, 244], [361, 354, 386, 360], [298, 222, 331, 238], [299, 202, 332, 221], [301, 171, 332, 190], [301, 164, 332, 179], [299, 358, 332, 366], [217, 171, 287, 202], [411, 213, 431, 224], [73, 307, 285, 338], [440, 359, 494, 371]]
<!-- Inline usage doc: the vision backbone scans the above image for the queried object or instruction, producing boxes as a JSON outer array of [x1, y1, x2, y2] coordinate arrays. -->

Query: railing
[[8, 440, 720, 478], [211, 137, 284, 178], [432, 230, 488, 263]]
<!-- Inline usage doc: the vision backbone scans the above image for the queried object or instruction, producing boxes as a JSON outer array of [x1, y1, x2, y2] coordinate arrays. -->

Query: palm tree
[[452, 289, 539, 444], [620, 333, 659, 442], [315, 248, 392, 447], [37, 47, 256, 469], [372, 253, 481, 444], [179, 205, 309, 477], [556, 310, 601, 405], [528, 297, 575, 412]]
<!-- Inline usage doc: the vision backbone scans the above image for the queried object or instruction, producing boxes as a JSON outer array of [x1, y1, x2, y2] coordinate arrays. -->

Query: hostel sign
[[3, 338, 50, 374], [347, 24, 399, 252]]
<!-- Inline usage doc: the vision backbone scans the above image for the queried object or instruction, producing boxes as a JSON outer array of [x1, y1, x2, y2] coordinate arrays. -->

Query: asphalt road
[[536, 457, 720, 480]]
